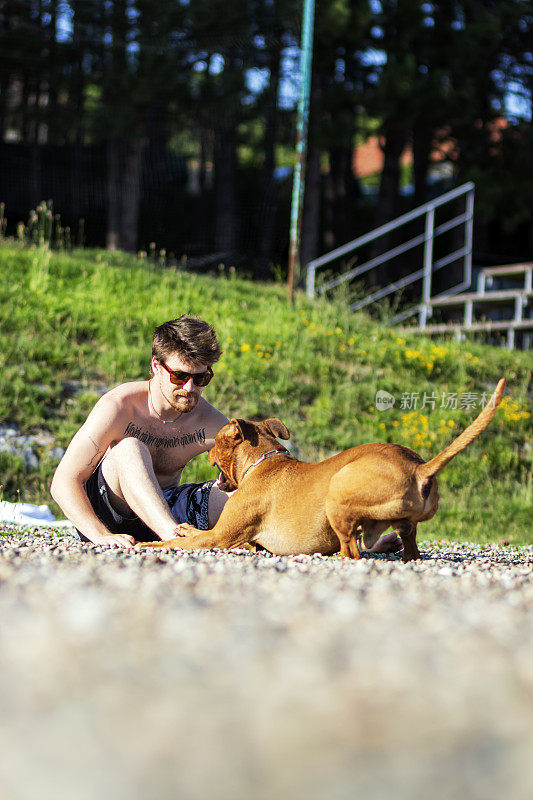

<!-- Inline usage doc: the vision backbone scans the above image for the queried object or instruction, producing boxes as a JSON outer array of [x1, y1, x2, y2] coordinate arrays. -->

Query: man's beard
[[168, 389, 199, 413]]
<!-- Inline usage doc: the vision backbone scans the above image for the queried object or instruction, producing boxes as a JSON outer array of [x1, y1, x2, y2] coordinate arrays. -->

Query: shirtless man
[[50, 316, 230, 547]]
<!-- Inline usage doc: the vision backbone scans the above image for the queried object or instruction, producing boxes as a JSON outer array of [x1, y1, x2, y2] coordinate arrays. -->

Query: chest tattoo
[[124, 422, 207, 449]]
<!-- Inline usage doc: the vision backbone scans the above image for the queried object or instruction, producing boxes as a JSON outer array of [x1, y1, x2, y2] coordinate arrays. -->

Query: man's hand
[[87, 532, 137, 548]]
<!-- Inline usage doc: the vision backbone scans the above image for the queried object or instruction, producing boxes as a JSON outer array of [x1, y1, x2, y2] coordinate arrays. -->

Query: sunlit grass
[[0, 240, 531, 545]]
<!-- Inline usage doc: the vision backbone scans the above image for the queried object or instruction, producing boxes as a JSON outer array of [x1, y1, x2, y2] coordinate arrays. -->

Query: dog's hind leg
[[393, 520, 421, 561], [325, 498, 361, 559]]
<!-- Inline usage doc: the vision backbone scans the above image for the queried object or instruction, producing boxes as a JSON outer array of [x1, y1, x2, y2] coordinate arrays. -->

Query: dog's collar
[[240, 449, 295, 481]]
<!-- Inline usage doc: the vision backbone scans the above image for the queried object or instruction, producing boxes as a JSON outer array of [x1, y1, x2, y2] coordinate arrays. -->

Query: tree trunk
[[29, 142, 42, 208], [300, 136, 321, 275], [120, 137, 144, 252], [47, 0, 58, 142], [413, 117, 431, 207], [324, 144, 357, 251], [21, 74, 30, 143], [323, 161, 335, 253], [256, 41, 282, 280], [375, 121, 408, 227], [71, 140, 84, 242], [195, 129, 211, 251], [371, 120, 409, 285], [70, 102, 84, 226], [214, 125, 239, 256], [106, 137, 122, 250], [0, 78, 9, 141], [106, 136, 144, 251], [27, 74, 42, 206], [300, 76, 322, 278], [70, 2, 86, 224]]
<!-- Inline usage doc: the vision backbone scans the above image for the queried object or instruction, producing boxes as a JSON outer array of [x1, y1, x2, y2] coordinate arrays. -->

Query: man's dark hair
[[152, 316, 221, 367]]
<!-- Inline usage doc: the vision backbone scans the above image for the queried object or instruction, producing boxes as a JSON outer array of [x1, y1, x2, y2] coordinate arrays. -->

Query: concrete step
[[400, 319, 533, 335], [481, 263, 533, 277], [428, 289, 533, 307], [477, 263, 533, 295]]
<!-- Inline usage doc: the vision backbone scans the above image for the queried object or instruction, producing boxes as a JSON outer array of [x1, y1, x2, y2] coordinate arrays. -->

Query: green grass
[[0, 240, 532, 546]]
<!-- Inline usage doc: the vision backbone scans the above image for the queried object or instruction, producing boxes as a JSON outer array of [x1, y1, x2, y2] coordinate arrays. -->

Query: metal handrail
[[305, 181, 475, 328]]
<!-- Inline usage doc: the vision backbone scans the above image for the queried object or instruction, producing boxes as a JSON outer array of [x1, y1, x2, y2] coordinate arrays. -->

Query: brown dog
[[140, 378, 505, 561]]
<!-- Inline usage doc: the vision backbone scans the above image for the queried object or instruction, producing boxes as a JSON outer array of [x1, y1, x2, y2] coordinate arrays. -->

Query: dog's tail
[[416, 378, 505, 481]]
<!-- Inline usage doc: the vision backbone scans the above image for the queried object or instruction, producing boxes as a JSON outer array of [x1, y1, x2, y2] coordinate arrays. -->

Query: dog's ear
[[262, 418, 290, 440], [207, 447, 217, 465], [227, 418, 245, 443]]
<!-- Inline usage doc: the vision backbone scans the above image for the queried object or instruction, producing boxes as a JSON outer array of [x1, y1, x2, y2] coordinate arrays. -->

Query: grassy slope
[[0, 243, 531, 545]]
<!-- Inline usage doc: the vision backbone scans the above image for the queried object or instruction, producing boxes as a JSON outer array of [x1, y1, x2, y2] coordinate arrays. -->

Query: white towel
[[0, 500, 74, 528]]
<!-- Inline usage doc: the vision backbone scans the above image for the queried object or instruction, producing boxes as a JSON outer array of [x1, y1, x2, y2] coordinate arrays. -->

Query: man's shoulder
[[90, 381, 147, 420], [196, 397, 228, 427], [102, 380, 147, 403], [188, 398, 227, 449]]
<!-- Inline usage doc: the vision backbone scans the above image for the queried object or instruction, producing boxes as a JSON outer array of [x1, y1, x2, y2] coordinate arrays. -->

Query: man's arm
[[201, 404, 230, 451], [50, 393, 135, 547], [199, 406, 233, 514]]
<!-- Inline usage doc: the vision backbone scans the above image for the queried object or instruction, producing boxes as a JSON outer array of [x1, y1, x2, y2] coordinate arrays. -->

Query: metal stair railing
[[305, 182, 475, 328]]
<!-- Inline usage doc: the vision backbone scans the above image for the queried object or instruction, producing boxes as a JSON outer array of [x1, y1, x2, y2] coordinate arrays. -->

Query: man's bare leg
[[207, 483, 233, 528], [101, 438, 180, 540], [358, 532, 403, 554]]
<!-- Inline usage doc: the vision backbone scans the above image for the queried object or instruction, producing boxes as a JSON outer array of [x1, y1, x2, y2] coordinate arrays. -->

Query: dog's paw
[[135, 541, 164, 549], [175, 523, 201, 537]]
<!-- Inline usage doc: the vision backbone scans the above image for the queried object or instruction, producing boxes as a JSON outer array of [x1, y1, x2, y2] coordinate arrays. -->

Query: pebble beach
[[0, 527, 532, 800]]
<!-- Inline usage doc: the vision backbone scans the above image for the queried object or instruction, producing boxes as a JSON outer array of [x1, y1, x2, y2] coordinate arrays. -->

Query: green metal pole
[[287, 0, 316, 302]]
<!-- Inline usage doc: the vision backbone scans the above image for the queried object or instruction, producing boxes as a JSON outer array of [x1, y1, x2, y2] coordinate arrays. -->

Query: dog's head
[[208, 417, 290, 490]]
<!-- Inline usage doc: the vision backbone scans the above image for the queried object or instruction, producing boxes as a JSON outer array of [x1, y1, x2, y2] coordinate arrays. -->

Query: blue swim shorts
[[77, 462, 215, 542]]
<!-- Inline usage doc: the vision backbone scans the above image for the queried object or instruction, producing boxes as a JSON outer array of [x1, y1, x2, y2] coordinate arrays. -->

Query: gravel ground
[[0, 527, 532, 800]]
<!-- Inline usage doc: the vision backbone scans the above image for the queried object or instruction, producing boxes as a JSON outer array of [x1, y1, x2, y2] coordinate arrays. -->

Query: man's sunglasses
[[160, 361, 214, 387]]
